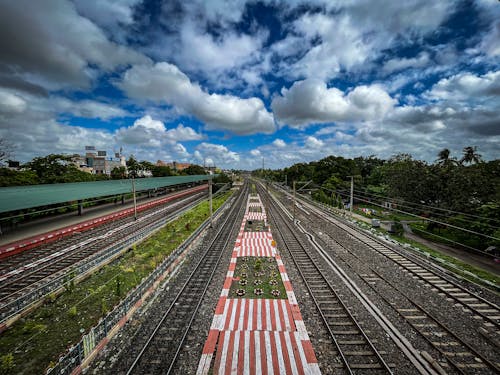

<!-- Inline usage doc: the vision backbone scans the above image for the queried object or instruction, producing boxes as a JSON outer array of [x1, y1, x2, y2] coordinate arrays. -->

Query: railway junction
[[0, 179, 498, 374]]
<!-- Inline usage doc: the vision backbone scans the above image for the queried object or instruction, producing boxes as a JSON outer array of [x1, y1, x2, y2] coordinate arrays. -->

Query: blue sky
[[0, 0, 499, 169]]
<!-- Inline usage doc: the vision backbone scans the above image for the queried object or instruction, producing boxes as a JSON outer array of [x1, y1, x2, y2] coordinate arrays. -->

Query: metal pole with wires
[[132, 176, 137, 220]]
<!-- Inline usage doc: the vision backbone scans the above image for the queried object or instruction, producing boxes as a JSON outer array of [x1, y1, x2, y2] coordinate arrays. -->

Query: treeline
[[0, 154, 231, 187], [254, 147, 500, 250]]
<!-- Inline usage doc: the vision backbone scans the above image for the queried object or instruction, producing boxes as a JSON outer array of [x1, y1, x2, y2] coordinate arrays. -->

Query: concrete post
[[78, 200, 83, 216]]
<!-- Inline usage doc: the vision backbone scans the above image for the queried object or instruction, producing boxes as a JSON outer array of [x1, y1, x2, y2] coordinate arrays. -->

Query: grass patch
[[229, 257, 287, 299], [0, 192, 232, 375]]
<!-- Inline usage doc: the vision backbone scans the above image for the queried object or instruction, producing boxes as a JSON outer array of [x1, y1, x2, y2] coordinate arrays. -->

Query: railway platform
[[197, 193, 321, 374]]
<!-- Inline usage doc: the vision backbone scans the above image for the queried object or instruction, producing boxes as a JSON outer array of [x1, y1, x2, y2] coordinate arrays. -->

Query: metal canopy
[[0, 175, 213, 214]]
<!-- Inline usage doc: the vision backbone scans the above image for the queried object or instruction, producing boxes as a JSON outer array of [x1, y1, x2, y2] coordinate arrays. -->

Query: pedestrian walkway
[[197, 193, 321, 374]]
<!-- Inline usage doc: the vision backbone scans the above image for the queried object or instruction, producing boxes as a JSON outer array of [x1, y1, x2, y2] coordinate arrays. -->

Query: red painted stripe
[[290, 332, 305, 375], [222, 276, 232, 290], [215, 296, 226, 315], [269, 331, 280, 373], [228, 262, 236, 271], [249, 331, 256, 375], [213, 331, 225, 373], [252, 298, 258, 331], [233, 299, 243, 331], [269, 299, 277, 331], [291, 304, 303, 321], [276, 300, 286, 331], [225, 331, 236, 375], [224, 299, 235, 330], [237, 331, 245, 375], [259, 331, 268, 375], [301, 340, 318, 364], [284, 280, 293, 291], [202, 329, 219, 355], [284, 301, 296, 331], [278, 265, 286, 273], [261, 299, 267, 331], [279, 331, 293, 374], [243, 299, 250, 331]]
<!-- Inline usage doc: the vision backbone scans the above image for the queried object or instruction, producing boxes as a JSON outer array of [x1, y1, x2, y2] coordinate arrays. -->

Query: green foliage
[[110, 166, 127, 179], [68, 306, 77, 317], [0, 353, 14, 374], [24, 154, 96, 184], [182, 164, 207, 175], [0, 168, 38, 186], [126, 155, 140, 178], [152, 165, 174, 177]]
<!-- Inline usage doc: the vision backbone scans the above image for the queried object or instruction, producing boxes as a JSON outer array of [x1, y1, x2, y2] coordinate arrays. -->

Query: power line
[[318, 186, 500, 242], [345, 189, 500, 230], [349, 188, 500, 225]]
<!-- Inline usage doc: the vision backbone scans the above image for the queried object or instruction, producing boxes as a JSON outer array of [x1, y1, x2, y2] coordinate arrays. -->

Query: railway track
[[0, 190, 212, 324], [123, 184, 248, 374], [273, 185, 500, 373], [263, 189, 398, 374], [293, 194, 500, 328]]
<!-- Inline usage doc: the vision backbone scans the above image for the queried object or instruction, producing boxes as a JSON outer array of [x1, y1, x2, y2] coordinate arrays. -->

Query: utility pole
[[347, 175, 353, 217], [132, 176, 137, 220], [293, 180, 296, 222], [209, 177, 213, 228]]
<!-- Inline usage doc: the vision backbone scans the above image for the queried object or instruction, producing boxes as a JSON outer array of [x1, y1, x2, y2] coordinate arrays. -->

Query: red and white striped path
[[197, 195, 321, 375], [245, 212, 267, 222]]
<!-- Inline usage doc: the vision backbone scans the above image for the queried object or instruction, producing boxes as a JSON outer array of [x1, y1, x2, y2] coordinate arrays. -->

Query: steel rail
[[125, 184, 248, 374]]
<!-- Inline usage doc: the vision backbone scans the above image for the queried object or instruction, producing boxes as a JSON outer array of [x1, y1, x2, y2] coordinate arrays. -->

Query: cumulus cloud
[[272, 79, 396, 127], [195, 142, 240, 167], [115, 115, 202, 147], [383, 52, 431, 75], [0, 0, 148, 91], [0, 90, 27, 115], [305, 136, 324, 148], [272, 139, 286, 148], [118, 62, 276, 135]]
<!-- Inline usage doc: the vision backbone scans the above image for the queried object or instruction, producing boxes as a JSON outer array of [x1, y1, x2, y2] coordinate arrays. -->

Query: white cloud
[[272, 79, 396, 127], [426, 70, 500, 102], [0, 90, 27, 115], [118, 62, 276, 135], [250, 149, 261, 156], [195, 142, 240, 167], [0, 0, 148, 90], [305, 136, 324, 148], [383, 52, 430, 75], [53, 98, 129, 120], [272, 139, 286, 148], [166, 124, 203, 141]]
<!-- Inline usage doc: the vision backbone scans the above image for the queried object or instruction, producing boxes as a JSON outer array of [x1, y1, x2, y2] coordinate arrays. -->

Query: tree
[[110, 166, 127, 179], [152, 165, 173, 177], [25, 154, 94, 184], [436, 148, 458, 167], [182, 164, 207, 175], [126, 155, 140, 178], [460, 146, 482, 165], [0, 138, 14, 165]]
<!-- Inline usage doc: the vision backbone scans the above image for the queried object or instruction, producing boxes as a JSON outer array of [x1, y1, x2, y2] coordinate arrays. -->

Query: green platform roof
[[0, 175, 213, 214]]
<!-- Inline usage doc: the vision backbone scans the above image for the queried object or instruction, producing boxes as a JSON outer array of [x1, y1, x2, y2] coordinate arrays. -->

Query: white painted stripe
[[244, 330, 250, 375], [265, 299, 272, 331], [248, 299, 254, 330], [296, 321, 308, 335], [285, 333, 299, 375], [294, 333, 310, 375], [282, 300, 292, 331], [231, 331, 240, 374], [274, 299, 282, 331], [287, 291, 298, 305], [255, 331, 262, 375], [265, 331, 273, 375], [229, 299, 238, 331], [238, 299, 246, 330], [274, 331, 286, 374], [219, 332, 230, 375], [257, 299, 262, 330]]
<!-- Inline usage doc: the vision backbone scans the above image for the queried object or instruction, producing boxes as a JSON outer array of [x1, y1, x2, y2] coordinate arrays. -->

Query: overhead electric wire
[[348, 187, 500, 225], [344, 189, 500, 231], [317, 186, 500, 242]]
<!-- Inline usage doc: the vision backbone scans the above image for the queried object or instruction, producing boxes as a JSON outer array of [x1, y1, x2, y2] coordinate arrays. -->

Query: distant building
[[73, 147, 126, 175]]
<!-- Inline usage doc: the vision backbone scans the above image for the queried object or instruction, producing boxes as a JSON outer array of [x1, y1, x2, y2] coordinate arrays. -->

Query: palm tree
[[460, 146, 482, 165], [436, 148, 458, 167]]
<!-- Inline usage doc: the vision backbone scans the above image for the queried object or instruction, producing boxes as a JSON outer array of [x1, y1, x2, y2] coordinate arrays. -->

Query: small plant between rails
[[0, 192, 231, 375]]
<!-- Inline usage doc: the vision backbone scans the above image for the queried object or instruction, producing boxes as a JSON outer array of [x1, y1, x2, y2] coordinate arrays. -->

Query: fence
[[46, 193, 234, 374]]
